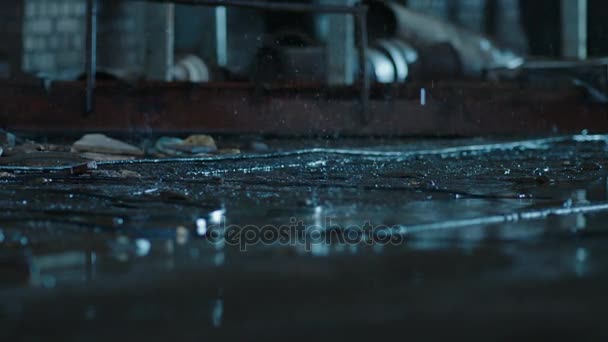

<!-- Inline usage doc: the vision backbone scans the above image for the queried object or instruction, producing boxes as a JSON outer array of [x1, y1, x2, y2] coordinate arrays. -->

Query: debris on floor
[[183, 134, 217, 150], [249, 141, 270, 152], [0, 128, 17, 158], [217, 148, 241, 155], [0, 171, 14, 177], [90, 169, 142, 178], [0, 129, 16, 149], [0, 131, 239, 166], [155, 134, 218, 156], [2, 142, 70, 157], [80, 152, 137, 161], [155, 137, 189, 156], [0, 152, 89, 167], [72, 133, 144, 157]]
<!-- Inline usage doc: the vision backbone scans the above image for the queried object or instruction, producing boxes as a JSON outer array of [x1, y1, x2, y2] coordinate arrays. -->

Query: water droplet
[[214, 252, 225, 266], [420, 88, 426, 106], [209, 209, 225, 225], [176, 226, 189, 245], [135, 239, 151, 257], [576, 247, 588, 262], [212, 299, 223, 328], [196, 218, 207, 236]]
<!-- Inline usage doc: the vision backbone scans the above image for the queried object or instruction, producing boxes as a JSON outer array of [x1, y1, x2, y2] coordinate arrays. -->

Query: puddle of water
[[2, 136, 608, 338]]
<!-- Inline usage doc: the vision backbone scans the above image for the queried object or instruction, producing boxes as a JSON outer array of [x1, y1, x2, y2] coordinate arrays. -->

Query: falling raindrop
[[420, 88, 426, 106], [135, 239, 151, 257], [212, 299, 223, 328], [196, 218, 208, 236]]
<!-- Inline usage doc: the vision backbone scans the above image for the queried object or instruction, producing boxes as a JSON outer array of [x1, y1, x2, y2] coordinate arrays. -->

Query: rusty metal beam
[[1, 81, 606, 136]]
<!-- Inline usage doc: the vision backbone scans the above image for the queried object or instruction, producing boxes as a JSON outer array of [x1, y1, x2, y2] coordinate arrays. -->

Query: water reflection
[[3, 136, 608, 333]]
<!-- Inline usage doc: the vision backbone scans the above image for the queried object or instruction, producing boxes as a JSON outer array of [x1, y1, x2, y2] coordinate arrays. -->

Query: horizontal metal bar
[[1, 81, 602, 136], [128, 0, 365, 13]]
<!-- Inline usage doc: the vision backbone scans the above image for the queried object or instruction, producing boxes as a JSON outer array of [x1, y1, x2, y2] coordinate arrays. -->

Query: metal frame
[[84, 0, 370, 119]]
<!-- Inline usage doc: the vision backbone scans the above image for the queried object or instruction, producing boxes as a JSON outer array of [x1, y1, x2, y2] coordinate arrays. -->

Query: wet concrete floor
[[1, 135, 608, 340]]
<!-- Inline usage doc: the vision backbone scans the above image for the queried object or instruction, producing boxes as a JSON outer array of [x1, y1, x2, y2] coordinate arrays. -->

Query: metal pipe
[[215, 5, 228, 67], [145, 3, 176, 81], [317, 0, 357, 86], [84, 0, 98, 115], [561, 0, 588, 60], [356, 5, 370, 122], [368, 0, 523, 77]]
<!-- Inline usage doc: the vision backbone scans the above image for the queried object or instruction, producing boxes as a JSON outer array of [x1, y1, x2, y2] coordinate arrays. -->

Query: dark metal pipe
[[356, 5, 370, 122], [367, 0, 523, 77], [84, 0, 98, 115]]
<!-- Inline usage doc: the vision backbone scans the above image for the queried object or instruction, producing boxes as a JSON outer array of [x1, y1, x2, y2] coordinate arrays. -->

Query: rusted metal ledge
[[1, 81, 606, 136]]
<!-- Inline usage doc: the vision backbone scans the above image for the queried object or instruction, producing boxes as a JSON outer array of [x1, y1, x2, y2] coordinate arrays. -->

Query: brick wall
[[0, 0, 25, 78], [22, 0, 86, 78], [0, 0, 147, 80]]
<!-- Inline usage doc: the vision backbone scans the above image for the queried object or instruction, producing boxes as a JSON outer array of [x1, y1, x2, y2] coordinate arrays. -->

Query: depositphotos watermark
[[203, 217, 405, 251]]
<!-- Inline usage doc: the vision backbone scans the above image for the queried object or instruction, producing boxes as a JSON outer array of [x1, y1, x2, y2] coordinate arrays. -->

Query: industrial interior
[[1, 0, 608, 339]]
